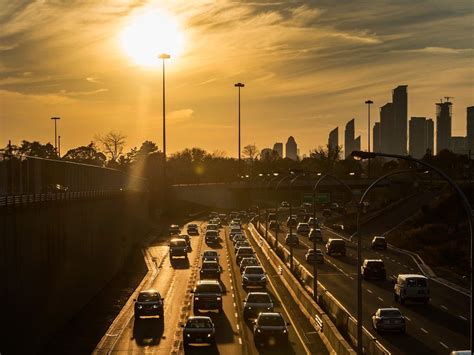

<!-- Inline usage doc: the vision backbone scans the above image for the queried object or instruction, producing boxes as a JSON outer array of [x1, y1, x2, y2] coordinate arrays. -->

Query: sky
[[1, 0, 473, 157]]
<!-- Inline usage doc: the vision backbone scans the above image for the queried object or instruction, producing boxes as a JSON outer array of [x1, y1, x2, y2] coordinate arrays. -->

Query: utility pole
[[50, 116, 60, 157], [234, 83, 245, 177], [365, 100, 373, 178]]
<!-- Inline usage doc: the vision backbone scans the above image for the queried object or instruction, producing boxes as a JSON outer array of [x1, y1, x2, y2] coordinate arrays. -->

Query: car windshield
[[238, 248, 253, 254], [406, 278, 427, 287], [245, 267, 264, 274], [247, 294, 271, 303], [204, 251, 217, 257], [367, 261, 384, 268], [138, 292, 160, 302], [242, 258, 257, 264], [259, 315, 285, 326], [196, 284, 222, 293], [186, 318, 212, 328], [202, 262, 218, 270], [380, 309, 402, 317], [331, 240, 344, 245], [206, 231, 218, 236], [170, 240, 187, 247]]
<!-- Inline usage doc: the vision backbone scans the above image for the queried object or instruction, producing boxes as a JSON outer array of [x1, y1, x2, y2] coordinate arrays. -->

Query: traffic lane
[[185, 224, 243, 355], [110, 221, 203, 354], [226, 227, 308, 354]]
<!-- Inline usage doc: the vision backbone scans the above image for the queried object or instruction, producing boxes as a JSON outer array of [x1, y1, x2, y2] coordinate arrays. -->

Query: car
[[242, 266, 267, 289], [280, 201, 290, 207], [240, 257, 260, 273], [232, 234, 246, 245], [302, 202, 312, 209], [393, 274, 430, 304], [192, 280, 223, 313], [231, 218, 241, 225], [371, 236, 387, 250], [179, 234, 191, 248], [285, 233, 299, 246], [253, 312, 289, 345], [243, 292, 274, 319], [235, 240, 251, 250], [169, 238, 188, 259], [182, 316, 215, 347], [134, 290, 164, 319], [322, 208, 332, 217], [200, 261, 221, 280], [209, 212, 219, 219], [361, 259, 386, 280], [286, 216, 297, 228], [219, 213, 227, 223], [187, 224, 199, 235], [309, 228, 323, 242], [308, 217, 319, 228], [230, 211, 239, 219], [202, 250, 219, 263], [371, 308, 405, 333], [269, 220, 279, 231], [296, 222, 310, 236], [229, 226, 242, 238], [267, 212, 276, 221], [236, 247, 254, 264], [206, 224, 219, 232], [325, 238, 346, 256], [239, 210, 248, 219], [169, 224, 180, 235], [305, 248, 324, 264], [205, 230, 219, 244]]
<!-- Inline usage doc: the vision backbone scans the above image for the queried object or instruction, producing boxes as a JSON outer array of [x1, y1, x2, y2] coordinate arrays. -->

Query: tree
[[17, 140, 56, 158], [242, 144, 260, 161], [62, 142, 106, 166], [308, 144, 342, 173], [95, 132, 126, 163]]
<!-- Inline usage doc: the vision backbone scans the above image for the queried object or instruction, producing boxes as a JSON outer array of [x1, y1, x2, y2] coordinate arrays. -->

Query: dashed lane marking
[[367, 289, 373, 294], [439, 341, 449, 349], [440, 305, 448, 311], [420, 328, 429, 334], [235, 312, 238, 318], [459, 315, 467, 321], [403, 264, 408, 268], [236, 324, 240, 330], [404, 316, 411, 321], [377, 297, 384, 302], [238, 337, 243, 345]]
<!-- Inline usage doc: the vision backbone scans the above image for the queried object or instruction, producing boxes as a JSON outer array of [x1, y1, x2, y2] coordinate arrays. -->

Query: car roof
[[245, 266, 263, 271], [378, 307, 400, 311], [258, 312, 283, 318], [188, 315, 212, 321], [248, 291, 270, 296], [140, 289, 160, 295], [328, 238, 344, 242], [170, 238, 187, 243], [197, 279, 220, 285], [203, 250, 218, 254], [237, 247, 252, 251], [398, 274, 427, 279], [365, 259, 383, 262]]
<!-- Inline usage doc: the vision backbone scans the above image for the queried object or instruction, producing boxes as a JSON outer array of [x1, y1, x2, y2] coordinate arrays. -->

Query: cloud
[[168, 109, 194, 121], [396, 46, 473, 54]]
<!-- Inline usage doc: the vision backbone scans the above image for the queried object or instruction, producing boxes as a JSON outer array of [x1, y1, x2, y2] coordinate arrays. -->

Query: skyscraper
[[409, 117, 434, 159], [380, 103, 394, 153], [392, 85, 408, 155], [373, 122, 381, 153], [328, 127, 338, 152], [436, 101, 452, 154], [285, 136, 297, 160], [273, 142, 283, 158], [354, 136, 361, 151], [467, 106, 474, 153], [451, 137, 468, 155], [344, 119, 356, 158]]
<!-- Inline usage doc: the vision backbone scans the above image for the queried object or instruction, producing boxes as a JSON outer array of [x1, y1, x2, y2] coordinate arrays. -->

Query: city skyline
[[1, 1, 473, 156]]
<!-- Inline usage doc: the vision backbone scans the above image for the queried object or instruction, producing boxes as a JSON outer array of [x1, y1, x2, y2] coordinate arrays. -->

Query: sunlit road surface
[[268, 215, 470, 354]]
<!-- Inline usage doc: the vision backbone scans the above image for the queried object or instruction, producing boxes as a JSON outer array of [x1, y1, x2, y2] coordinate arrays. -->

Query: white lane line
[[367, 289, 373, 294], [235, 312, 238, 318], [439, 341, 449, 349], [349, 276, 354, 280], [420, 328, 428, 334], [404, 316, 411, 321], [232, 293, 235, 298], [410, 267, 415, 271], [459, 315, 467, 321], [233, 302, 236, 307], [440, 305, 448, 311], [238, 337, 242, 345], [236, 324, 240, 330], [377, 297, 384, 302]]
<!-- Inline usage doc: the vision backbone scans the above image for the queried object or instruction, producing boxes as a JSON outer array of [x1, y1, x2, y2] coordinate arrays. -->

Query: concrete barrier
[[253, 223, 390, 355]]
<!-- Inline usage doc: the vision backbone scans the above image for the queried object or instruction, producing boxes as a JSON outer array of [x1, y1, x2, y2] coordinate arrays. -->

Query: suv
[[325, 238, 346, 256], [235, 240, 250, 250], [285, 233, 299, 246], [192, 280, 223, 313], [240, 257, 259, 273], [305, 248, 324, 264], [205, 230, 219, 244], [200, 261, 221, 280], [187, 224, 199, 235], [134, 290, 164, 319], [361, 259, 386, 280], [269, 220, 279, 231], [169, 224, 180, 235], [236, 247, 254, 264], [202, 250, 219, 263], [253, 312, 290, 345], [309, 228, 323, 242], [182, 316, 215, 347], [169, 238, 188, 259], [206, 224, 219, 232], [308, 217, 319, 228], [242, 266, 267, 289], [296, 222, 310, 236], [286, 216, 297, 228], [371, 308, 406, 334], [371, 236, 387, 250], [232, 234, 246, 245], [393, 274, 430, 304], [179, 234, 191, 248], [243, 292, 274, 319]]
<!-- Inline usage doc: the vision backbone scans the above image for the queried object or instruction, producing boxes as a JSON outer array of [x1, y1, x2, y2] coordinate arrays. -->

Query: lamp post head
[[159, 53, 171, 59], [234, 82, 245, 88], [351, 150, 376, 160], [365, 100, 373, 105], [51, 116, 60, 120]]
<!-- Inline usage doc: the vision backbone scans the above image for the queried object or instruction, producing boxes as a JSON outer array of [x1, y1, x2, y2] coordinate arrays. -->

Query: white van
[[393, 274, 430, 304]]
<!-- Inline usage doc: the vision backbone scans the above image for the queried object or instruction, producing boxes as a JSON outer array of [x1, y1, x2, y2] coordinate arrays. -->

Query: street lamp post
[[352, 150, 474, 354], [275, 175, 292, 250], [58, 135, 61, 158], [264, 173, 281, 241], [234, 82, 245, 177], [50, 116, 60, 157], [288, 173, 305, 270], [365, 100, 373, 178], [159, 53, 170, 199]]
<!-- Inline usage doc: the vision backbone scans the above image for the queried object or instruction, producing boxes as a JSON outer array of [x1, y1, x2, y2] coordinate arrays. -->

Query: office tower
[[451, 137, 468, 155], [373, 122, 381, 153], [273, 142, 283, 158], [285, 136, 297, 160], [380, 103, 394, 153], [467, 107, 474, 153], [354, 136, 361, 151], [392, 85, 408, 155], [344, 119, 356, 158], [436, 101, 452, 154], [409, 117, 434, 159], [328, 127, 339, 152]]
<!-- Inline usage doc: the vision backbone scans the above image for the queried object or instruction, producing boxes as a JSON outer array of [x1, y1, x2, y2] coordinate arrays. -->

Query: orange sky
[[1, 0, 473, 157]]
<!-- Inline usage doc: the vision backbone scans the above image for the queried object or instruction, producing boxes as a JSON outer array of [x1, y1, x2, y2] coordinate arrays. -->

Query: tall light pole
[[365, 100, 373, 178], [58, 135, 61, 158], [234, 82, 245, 177], [50, 116, 60, 157], [159, 53, 170, 197]]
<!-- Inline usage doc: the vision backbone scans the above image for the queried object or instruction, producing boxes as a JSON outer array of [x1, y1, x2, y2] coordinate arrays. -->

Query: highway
[[263, 209, 470, 354]]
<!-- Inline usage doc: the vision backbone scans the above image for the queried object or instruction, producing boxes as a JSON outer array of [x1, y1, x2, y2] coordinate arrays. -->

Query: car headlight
[[217, 297, 221, 301], [248, 306, 252, 310], [282, 329, 287, 334], [257, 328, 262, 333], [194, 297, 199, 301], [153, 304, 158, 309], [207, 333, 212, 338], [267, 307, 272, 310], [186, 333, 191, 337], [137, 305, 142, 309], [261, 276, 266, 280]]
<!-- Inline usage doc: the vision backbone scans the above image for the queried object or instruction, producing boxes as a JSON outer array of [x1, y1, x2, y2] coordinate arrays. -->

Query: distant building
[[273, 142, 283, 158], [467, 107, 474, 153], [392, 85, 408, 155], [285, 136, 297, 160], [260, 148, 274, 160], [409, 117, 434, 159], [436, 101, 452, 154], [380, 102, 394, 154], [328, 127, 339, 152], [451, 136, 468, 155], [373, 122, 381, 153], [354, 136, 361, 151], [344, 119, 356, 158]]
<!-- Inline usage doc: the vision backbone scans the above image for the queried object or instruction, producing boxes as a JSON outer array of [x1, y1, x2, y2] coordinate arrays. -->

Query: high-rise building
[[409, 117, 434, 159], [285, 136, 297, 160], [436, 101, 452, 154], [451, 137, 468, 155], [354, 136, 361, 151], [328, 127, 339, 152], [392, 85, 408, 155], [380, 102, 394, 153], [373, 122, 381, 153], [273, 142, 283, 158], [467, 106, 474, 153], [344, 119, 356, 158]]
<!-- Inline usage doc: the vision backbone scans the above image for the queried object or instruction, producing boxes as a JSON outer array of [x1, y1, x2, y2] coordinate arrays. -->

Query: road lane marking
[[439, 341, 449, 349], [404, 316, 411, 321], [403, 264, 408, 268], [233, 302, 236, 307], [367, 289, 373, 294], [239, 337, 242, 345], [420, 328, 428, 334], [459, 315, 467, 321], [377, 297, 384, 302], [440, 305, 448, 311]]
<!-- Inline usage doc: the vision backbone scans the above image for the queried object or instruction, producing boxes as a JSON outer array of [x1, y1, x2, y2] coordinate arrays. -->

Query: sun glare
[[120, 10, 184, 67]]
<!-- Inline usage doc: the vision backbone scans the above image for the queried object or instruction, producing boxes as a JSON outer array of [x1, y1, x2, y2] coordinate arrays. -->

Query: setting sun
[[120, 10, 184, 66]]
